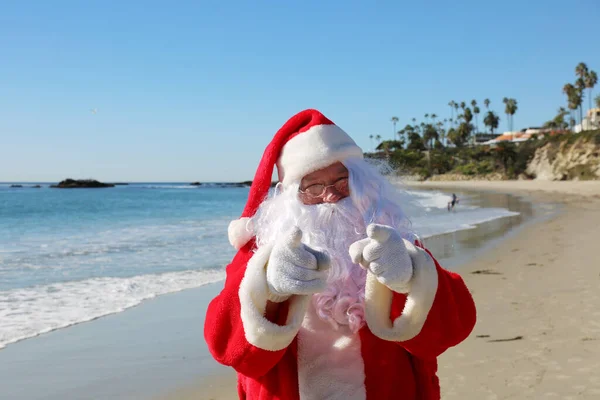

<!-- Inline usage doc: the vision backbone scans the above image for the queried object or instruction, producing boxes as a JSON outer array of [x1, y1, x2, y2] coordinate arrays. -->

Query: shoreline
[[404, 179, 600, 198], [0, 187, 524, 352], [0, 188, 534, 400]]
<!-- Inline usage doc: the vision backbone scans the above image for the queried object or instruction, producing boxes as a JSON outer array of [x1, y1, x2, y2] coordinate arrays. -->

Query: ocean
[[0, 182, 518, 350]]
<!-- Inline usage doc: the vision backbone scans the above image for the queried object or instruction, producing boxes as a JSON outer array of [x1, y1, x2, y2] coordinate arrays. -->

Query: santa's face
[[298, 162, 350, 205]]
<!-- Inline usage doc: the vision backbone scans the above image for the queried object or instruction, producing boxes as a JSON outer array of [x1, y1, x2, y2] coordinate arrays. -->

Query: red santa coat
[[204, 239, 476, 400]]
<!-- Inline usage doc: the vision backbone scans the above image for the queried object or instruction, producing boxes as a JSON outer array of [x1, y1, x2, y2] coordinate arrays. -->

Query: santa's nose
[[322, 187, 344, 203]]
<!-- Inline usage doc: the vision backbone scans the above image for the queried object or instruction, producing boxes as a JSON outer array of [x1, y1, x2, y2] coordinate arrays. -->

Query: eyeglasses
[[299, 177, 349, 198]]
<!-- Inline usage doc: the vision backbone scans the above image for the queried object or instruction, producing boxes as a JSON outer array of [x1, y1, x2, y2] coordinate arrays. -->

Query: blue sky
[[1, 0, 599, 182]]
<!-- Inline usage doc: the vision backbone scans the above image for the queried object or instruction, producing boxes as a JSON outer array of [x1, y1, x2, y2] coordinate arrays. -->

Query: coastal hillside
[[374, 129, 600, 181], [526, 130, 600, 180]]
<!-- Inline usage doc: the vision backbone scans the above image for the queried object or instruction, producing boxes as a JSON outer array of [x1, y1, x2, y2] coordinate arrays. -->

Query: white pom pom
[[228, 217, 254, 250]]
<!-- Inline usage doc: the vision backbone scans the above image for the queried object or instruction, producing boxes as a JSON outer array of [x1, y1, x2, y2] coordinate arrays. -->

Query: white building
[[574, 108, 600, 133]]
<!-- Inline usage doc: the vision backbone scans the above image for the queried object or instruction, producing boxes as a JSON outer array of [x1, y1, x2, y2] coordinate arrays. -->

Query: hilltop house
[[574, 108, 600, 133]]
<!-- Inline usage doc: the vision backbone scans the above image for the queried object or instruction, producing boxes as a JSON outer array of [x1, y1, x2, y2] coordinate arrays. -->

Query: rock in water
[[50, 179, 115, 188]]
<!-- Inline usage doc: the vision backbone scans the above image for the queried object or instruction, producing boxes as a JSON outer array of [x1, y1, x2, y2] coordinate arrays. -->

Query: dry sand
[[166, 181, 600, 400], [414, 181, 600, 399]]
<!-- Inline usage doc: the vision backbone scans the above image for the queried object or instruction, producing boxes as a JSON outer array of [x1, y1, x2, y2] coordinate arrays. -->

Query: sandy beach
[[165, 180, 600, 400], [409, 181, 600, 399]]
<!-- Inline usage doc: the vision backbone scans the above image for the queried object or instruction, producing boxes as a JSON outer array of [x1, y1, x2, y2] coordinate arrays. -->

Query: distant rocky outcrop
[[231, 181, 280, 188], [10, 184, 23, 188], [236, 181, 278, 188], [188, 181, 278, 188], [219, 182, 246, 188], [32, 185, 42, 188], [50, 179, 115, 188], [527, 135, 600, 180]]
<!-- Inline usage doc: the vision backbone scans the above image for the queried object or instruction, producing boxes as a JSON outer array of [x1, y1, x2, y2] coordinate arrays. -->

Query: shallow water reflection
[[419, 190, 546, 270]]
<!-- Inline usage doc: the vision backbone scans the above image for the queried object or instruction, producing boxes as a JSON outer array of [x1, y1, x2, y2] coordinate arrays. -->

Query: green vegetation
[[366, 130, 600, 180]]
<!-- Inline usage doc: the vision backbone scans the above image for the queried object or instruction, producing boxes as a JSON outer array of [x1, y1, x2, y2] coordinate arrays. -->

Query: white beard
[[254, 188, 368, 333]]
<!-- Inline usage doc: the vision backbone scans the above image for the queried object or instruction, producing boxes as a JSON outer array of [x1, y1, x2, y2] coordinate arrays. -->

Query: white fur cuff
[[364, 248, 438, 342], [228, 217, 254, 250], [238, 244, 310, 351]]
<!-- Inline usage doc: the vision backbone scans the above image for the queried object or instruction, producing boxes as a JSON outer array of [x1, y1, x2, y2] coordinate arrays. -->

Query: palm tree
[[463, 107, 474, 144], [563, 83, 579, 128], [576, 78, 586, 125], [470, 99, 477, 132], [484, 111, 500, 134], [436, 121, 445, 146], [596, 94, 600, 109], [411, 117, 416, 124], [584, 70, 598, 111], [391, 116, 399, 141], [563, 83, 575, 97], [448, 101, 456, 126], [575, 62, 589, 81], [460, 101, 466, 111], [484, 98, 490, 110], [369, 134, 374, 151], [503, 97, 510, 131], [507, 99, 518, 132], [431, 113, 437, 125], [473, 106, 480, 134], [544, 107, 570, 130], [463, 108, 473, 124], [423, 124, 438, 149], [454, 103, 459, 124], [375, 135, 382, 148]]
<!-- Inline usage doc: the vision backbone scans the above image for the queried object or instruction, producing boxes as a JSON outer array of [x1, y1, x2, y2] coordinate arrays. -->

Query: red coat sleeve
[[204, 240, 309, 378], [363, 242, 476, 359], [393, 247, 476, 359]]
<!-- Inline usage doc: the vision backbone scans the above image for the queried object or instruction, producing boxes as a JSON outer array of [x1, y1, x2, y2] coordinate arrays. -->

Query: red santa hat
[[228, 109, 364, 249]]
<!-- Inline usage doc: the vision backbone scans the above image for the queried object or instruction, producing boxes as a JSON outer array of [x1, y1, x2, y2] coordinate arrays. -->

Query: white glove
[[349, 224, 414, 293], [266, 226, 331, 302]]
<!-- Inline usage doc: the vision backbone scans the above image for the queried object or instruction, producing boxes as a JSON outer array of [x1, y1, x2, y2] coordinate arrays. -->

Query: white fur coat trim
[[364, 247, 438, 342], [238, 244, 310, 351], [228, 217, 254, 250]]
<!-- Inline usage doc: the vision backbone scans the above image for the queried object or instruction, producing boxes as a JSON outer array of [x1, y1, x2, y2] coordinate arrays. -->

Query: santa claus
[[204, 109, 476, 400]]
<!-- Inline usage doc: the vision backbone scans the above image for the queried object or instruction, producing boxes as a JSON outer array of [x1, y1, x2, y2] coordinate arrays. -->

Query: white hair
[[253, 157, 414, 333]]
